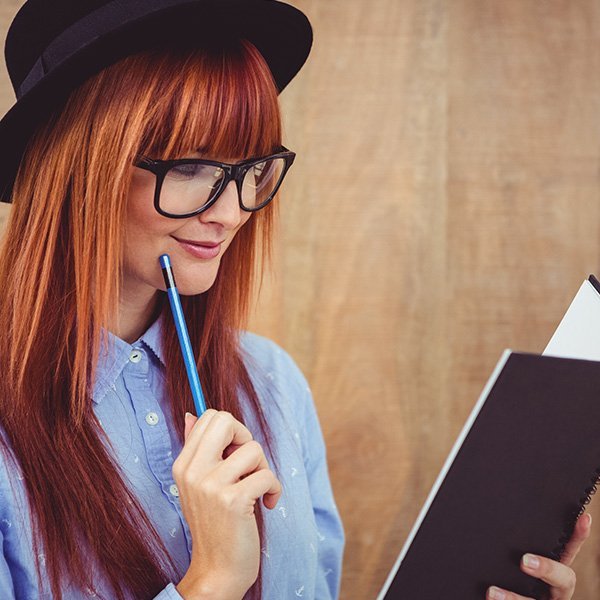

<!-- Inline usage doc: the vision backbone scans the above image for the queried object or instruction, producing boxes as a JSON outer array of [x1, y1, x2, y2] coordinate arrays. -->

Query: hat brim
[[0, 0, 312, 202]]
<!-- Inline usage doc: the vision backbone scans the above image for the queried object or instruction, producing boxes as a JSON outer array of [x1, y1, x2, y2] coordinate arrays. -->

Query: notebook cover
[[588, 274, 600, 294], [379, 352, 600, 599]]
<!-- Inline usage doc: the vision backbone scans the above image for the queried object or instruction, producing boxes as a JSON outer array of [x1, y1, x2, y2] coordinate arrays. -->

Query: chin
[[155, 254, 221, 296], [174, 273, 219, 296], [176, 285, 214, 296]]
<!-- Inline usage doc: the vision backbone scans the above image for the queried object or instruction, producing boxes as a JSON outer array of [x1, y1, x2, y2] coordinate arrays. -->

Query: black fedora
[[0, 0, 313, 203]]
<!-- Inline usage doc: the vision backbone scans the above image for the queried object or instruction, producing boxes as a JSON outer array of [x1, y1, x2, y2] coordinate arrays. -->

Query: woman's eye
[[168, 164, 224, 182], [171, 164, 201, 178]]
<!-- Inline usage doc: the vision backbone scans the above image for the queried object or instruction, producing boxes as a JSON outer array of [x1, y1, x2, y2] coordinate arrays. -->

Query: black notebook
[[377, 276, 600, 600]]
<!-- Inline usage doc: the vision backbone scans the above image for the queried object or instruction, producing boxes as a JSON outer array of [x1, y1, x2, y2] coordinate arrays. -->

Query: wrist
[[176, 573, 239, 600]]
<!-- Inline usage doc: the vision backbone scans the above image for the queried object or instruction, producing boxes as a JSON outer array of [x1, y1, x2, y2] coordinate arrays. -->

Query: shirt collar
[[140, 310, 166, 367], [92, 311, 166, 404]]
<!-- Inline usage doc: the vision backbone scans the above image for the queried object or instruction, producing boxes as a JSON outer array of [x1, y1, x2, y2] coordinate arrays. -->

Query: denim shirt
[[0, 313, 345, 599]]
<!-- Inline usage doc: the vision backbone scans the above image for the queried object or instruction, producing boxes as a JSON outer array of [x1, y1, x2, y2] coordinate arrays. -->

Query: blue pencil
[[159, 253, 207, 416]]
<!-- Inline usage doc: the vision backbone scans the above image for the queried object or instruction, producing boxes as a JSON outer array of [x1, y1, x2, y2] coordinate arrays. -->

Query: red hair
[[0, 38, 282, 600]]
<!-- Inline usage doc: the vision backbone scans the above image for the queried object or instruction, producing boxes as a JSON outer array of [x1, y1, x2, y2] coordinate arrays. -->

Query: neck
[[111, 280, 161, 344]]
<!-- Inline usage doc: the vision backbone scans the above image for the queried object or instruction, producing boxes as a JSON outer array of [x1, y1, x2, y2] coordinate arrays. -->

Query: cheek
[[123, 172, 175, 283], [126, 171, 172, 241], [238, 210, 253, 231], [222, 211, 252, 252]]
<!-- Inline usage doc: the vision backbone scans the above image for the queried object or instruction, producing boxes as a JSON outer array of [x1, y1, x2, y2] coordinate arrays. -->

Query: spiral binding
[[549, 466, 600, 561]]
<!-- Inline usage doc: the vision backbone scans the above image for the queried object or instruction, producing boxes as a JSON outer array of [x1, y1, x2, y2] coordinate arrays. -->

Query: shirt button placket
[[145, 411, 159, 426], [126, 347, 182, 512], [129, 349, 143, 364]]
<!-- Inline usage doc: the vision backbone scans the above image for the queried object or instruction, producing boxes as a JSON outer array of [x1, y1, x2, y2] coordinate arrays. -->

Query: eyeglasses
[[134, 145, 296, 218]]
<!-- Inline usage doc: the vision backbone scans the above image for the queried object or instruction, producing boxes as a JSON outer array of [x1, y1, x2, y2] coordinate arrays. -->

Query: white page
[[544, 279, 600, 360]]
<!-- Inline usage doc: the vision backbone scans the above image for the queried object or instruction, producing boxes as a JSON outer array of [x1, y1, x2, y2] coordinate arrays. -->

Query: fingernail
[[488, 587, 506, 600], [587, 513, 593, 526], [185, 412, 193, 421], [522, 553, 540, 569]]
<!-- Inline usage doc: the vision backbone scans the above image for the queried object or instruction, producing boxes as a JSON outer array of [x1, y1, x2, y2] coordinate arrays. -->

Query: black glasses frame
[[134, 145, 296, 219]]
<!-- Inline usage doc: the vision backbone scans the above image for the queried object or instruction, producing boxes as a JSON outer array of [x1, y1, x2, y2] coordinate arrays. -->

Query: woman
[[0, 1, 344, 599], [0, 1, 591, 600]]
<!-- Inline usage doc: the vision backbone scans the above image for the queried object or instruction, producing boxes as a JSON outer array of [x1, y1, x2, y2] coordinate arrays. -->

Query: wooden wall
[[2, 1, 600, 598]]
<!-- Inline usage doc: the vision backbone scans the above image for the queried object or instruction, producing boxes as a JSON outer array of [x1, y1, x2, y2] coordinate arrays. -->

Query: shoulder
[[239, 330, 292, 366], [239, 331, 310, 392], [238, 333, 336, 495], [238, 330, 313, 424]]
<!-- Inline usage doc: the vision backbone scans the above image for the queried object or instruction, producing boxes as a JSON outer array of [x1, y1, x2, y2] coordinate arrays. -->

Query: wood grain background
[[2, 1, 600, 598]]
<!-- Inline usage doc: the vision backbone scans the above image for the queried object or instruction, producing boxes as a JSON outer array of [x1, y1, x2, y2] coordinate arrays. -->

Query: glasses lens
[[160, 163, 225, 215], [241, 158, 286, 209]]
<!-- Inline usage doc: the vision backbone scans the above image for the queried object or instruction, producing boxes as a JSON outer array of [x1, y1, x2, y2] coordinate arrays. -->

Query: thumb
[[184, 412, 198, 442]]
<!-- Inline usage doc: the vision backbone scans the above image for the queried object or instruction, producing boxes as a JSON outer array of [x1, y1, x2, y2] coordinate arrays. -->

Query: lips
[[172, 236, 225, 247], [172, 236, 223, 260]]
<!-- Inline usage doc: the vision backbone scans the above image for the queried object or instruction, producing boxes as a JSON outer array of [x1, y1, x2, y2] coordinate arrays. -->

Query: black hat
[[0, 0, 313, 202]]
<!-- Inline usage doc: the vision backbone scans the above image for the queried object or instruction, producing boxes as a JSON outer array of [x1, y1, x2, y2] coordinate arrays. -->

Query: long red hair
[[0, 38, 282, 600]]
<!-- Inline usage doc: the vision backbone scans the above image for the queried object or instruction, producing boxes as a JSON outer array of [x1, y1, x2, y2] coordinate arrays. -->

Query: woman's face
[[123, 152, 252, 299]]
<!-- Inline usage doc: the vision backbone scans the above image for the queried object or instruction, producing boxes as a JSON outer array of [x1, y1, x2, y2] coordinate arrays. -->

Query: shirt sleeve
[[0, 437, 15, 599], [300, 383, 346, 599], [153, 582, 184, 599], [240, 333, 346, 599], [0, 528, 15, 598]]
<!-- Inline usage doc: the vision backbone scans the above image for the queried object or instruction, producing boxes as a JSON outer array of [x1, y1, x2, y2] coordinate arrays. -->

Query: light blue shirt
[[0, 312, 345, 598]]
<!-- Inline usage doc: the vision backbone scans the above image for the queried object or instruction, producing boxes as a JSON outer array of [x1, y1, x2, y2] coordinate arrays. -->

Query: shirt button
[[129, 349, 143, 363], [169, 484, 179, 497], [145, 412, 159, 426]]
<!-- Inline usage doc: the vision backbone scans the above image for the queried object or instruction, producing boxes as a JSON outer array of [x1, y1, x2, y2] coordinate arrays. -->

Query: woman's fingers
[[486, 554, 575, 600], [184, 412, 199, 441], [176, 410, 281, 509], [236, 468, 283, 509], [488, 514, 592, 600], [214, 440, 281, 507], [486, 520, 592, 600], [216, 440, 270, 484], [560, 513, 592, 567], [488, 555, 576, 600], [184, 408, 217, 444], [195, 412, 254, 467], [486, 586, 534, 600], [176, 410, 253, 471], [223, 442, 244, 459], [519, 553, 577, 596]]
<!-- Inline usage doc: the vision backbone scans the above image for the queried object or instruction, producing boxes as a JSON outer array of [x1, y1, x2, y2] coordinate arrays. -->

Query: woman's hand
[[173, 409, 282, 600], [486, 512, 592, 600]]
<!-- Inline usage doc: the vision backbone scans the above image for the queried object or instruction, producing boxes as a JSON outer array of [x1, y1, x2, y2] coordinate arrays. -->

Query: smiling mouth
[[172, 236, 223, 260], [171, 236, 225, 247]]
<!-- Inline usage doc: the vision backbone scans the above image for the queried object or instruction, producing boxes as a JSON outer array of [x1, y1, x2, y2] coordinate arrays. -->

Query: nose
[[198, 180, 243, 229]]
